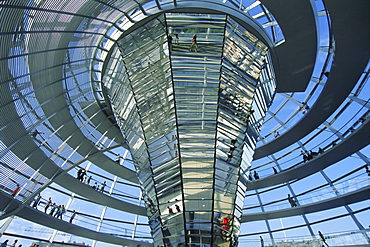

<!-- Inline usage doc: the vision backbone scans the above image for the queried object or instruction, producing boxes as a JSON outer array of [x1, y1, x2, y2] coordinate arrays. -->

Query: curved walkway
[[15, 205, 152, 247], [0, 192, 148, 245], [254, 0, 370, 159], [247, 118, 370, 191], [1, 179, 145, 220], [260, 0, 317, 93], [241, 184, 370, 222], [53, 174, 146, 215], [1, 87, 137, 185], [0, 191, 22, 218], [1, 20, 137, 185], [0, 138, 146, 216]]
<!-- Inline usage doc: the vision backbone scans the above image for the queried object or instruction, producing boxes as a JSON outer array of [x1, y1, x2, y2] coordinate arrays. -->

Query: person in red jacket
[[12, 184, 20, 197], [222, 215, 230, 230]]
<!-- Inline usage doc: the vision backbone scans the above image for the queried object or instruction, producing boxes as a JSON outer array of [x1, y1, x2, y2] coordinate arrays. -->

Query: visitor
[[30, 130, 44, 138], [54, 205, 62, 217], [44, 197, 52, 213], [76, 168, 84, 181], [69, 210, 76, 223], [222, 215, 230, 230], [189, 34, 199, 52], [288, 194, 297, 207], [1, 240, 9, 247], [49, 203, 57, 216], [100, 181, 106, 193], [12, 184, 20, 197], [167, 33, 173, 44], [301, 102, 310, 114], [32, 193, 41, 209], [365, 166, 370, 176], [260, 236, 264, 247], [86, 175, 92, 185], [221, 215, 231, 240], [309, 150, 318, 158], [10, 240, 18, 247], [301, 151, 308, 163], [226, 153, 233, 162], [115, 154, 121, 164], [253, 170, 259, 180], [56, 205, 66, 220], [273, 167, 278, 174], [318, 231, 329, 247], [80, 169, 86, 182]]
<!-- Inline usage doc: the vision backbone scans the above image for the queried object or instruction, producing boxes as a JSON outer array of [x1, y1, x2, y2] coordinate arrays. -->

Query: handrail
[[239, 229, 370, 247], [243, 174, 370, 211], [250, 110, 369, 179]]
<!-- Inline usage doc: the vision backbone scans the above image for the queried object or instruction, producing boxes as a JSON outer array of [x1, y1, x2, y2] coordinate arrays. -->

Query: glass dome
[[0, 0, 369, 246]]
